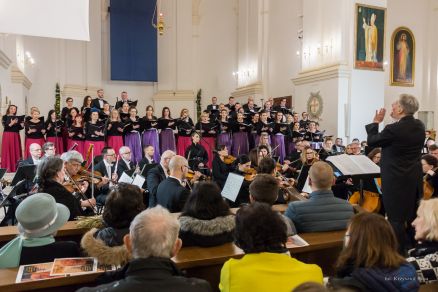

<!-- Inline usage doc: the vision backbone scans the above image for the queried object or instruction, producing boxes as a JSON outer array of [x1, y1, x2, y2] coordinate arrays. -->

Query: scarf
[[0, 235, 55, 268]]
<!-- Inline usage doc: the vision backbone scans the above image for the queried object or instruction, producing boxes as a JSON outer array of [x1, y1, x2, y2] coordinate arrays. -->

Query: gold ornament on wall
[[307, 91, 323, 120]]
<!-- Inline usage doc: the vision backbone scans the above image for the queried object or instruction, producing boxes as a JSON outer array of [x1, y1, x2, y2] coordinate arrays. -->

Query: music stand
[[0, 179, 26, 208], [11, 165, 37, 186], [0, 168, 6, 180]]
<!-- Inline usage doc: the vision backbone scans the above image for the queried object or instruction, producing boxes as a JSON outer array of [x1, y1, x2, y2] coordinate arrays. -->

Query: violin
[[223, 155, 236, 165], [244, 167, 257, 181]]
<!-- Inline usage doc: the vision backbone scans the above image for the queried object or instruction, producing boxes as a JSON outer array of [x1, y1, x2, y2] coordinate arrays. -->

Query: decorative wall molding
[[192, 0, 202, 25], [153, 90, 196, 120], [0, 49, 12, 69], [291, 63, 351, 86], [62, 84, 101, 98], [10, 66, 32, 90], [231, 82, 264, 98], [153, 90, 195, 101]]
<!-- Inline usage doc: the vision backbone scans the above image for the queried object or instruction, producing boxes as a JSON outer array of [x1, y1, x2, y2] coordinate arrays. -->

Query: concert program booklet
[[286, 235, 310, 248], [50, 257, 97, 276], [16, 262, 61, 283]]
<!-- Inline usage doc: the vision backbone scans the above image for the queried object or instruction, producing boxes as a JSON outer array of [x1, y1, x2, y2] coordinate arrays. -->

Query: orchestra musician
[[229, 155, 252, 207], [106, 109, 124, 155], [139, 145, 156, 169], [124, 107, 143, 164], [295, 146, 319, 192], [67, 114, 85, 156], [176, 108, 194, 156], [147, 150, 176, 208], [185, 132, 208, 171], [45, 109, 64, 155], [422, 154, 438, 198], [93, 147, 119, 205], [158, 107, 176, 153], [84, 109, 106, 156], [231, 112, 250, 157], [212, 144, 233, 189], [217, 108, 232, 153], [25, 108, 46, 157], [195, 112, 216, 168], [117, 146, 135, 178], [38, 156, 95, 220], [142, 105, 160, 162]]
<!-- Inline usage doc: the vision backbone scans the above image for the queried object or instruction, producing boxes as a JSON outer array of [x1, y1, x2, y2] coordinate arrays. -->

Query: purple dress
[[232, 132, 249, 156], [217, 133, 232, 152], [125, 132, 142, 164], [160, 128, 176, 153], [271, 134, 286, 163], [142, 129, 160, 162]]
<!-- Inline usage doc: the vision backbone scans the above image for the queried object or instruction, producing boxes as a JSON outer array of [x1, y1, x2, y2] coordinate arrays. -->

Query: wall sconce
[[152, 1, 165, 36], [25, 51, 35, 66]]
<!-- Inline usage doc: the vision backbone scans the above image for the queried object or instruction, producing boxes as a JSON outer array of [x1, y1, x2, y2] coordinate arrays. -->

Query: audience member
[[428, 144, 438, 160], [78, 206, 211, 292], [329, 212, 419, 291], [81, 184, 145, 266], [0, 193, 79, 268], [156, 155, 191, 212], [285, 161, 353, 233], [19, 143, 42, 166], [147, 150, 175, 207], [179, 182, 234, 247], [249, 174, 296, 235], [407, 198, 438, 284], [219, 203, 323, 291]]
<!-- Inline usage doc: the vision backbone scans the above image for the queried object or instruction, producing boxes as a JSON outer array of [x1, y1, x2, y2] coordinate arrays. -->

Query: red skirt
[[177, 136, 192, 156], [200, 137, 215, 169], [47, 136, 64, 155], [1, 132, 22, 172], [84, 140, 105, 157], [24, 137, 45, 158], [67, 139, 85, 157], [107, 136, 124, 156]]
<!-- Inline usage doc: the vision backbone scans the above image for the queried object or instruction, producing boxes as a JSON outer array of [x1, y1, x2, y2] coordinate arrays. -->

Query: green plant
[[54, 83, 61, 117], [196, 88, 202, 121]]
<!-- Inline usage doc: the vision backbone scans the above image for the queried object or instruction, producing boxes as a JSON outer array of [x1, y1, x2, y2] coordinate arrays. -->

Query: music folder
[[326, 154, 380, 179], [221, 173, 244, 202]]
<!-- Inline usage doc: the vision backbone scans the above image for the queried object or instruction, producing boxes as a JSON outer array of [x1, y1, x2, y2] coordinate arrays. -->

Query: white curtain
[[0, 0, 89, 41]]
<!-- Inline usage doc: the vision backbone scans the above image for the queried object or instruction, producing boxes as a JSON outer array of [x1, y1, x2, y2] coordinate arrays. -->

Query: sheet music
[[326, 154, 380, 175], [221, 173, 244, 202], [118, 172, 133, 184], [302, 176, 312, 193], [132, 174, 146, 189]]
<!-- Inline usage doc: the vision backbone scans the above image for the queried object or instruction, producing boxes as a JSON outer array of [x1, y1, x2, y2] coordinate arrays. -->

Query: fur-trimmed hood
[[81, 228, 131, 266], [178, 215, 235, 236]]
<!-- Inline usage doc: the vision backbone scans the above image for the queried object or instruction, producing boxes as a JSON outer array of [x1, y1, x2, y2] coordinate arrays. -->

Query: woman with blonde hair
[[407, 198, 438, 284], [106, 109, 124, 155]]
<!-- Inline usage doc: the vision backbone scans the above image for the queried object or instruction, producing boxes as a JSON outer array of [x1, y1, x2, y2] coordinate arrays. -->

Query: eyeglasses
[[106, 153, 116, 157], [31, 149, 42, 152], [46, 148, 55, 151], [122, 152, 131, 155]]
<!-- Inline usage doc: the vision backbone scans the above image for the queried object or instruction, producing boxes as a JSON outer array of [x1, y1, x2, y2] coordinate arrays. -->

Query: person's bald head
[[308, 161, 334, 191], [168, 155, 188, 178], [29, 143, 42, 159]]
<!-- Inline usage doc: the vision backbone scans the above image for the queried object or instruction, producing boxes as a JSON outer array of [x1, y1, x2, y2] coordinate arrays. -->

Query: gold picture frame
[[354, 3, 386, 71], [390, 27, 415, 86]]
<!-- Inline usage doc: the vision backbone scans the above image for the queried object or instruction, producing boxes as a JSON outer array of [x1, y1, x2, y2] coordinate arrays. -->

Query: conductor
[[365, 94, 425, 254]]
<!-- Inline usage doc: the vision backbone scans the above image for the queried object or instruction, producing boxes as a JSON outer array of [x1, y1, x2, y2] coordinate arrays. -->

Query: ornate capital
[[10, 65, 32, 90]]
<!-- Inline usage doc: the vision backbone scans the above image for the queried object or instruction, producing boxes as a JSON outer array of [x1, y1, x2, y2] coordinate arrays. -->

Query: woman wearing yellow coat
[[219, 203, 323, 292]]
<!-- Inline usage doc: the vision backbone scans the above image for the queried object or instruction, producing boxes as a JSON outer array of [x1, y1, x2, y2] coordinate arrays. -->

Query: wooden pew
[[0, 229, 344, 292]]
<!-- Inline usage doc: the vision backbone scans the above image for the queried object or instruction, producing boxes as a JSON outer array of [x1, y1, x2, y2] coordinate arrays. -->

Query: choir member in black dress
[[273, 98, 292, 120], [217, 109, 232, 153], [99, 102, 111, 121], [185, 132, 208, 171], [45, 110, 64, 155], [124, 107, 143, 164], [304, 121, 323, 143], [142, 105, 160, 162], [61, 97, 74, 151], [299, 112, 310, 130], [176, 108, 195, 156], [231, 112, 250, 157], [158, 107, 176, 153], [91, 89, 108, 110], [67, 114, 85, 156], [1, 105, 24, 172], [107, 109, 125, 156], [195, 112, 217, 168], [270, 112, 288, 163], [248, 112, 259, 150], [212, 144, 232, 189], [84, 109, 106, 156], [255, 111, 272, 146], [206, 96, 220, 121], [119, 102, 131, 123], [81, 95, 93, 122], [224, 96, 236, 112], [25, 108, 45, 158], [115, 91, 137, 109]]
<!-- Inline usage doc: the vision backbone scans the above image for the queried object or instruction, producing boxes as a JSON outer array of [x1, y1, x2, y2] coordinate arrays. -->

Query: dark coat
[[18, 157, 36, 166], [20, 241, 80, 266], [146, 164, 167, 207], [91, 98, 108, 110], [285, 190, 354, 233], [366, 115, 425, 221], [178, 215, 235, 247], [212, 154, 231, 189], [156, 177, 190, 213], [77, 258, 211, 292], [116, 159, 135, 178], [40, 180, 83, 220], [94, 160, 116, 195]]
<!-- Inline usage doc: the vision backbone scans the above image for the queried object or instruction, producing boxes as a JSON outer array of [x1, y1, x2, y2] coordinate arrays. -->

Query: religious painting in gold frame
[[354, 4, 386, 71], [390, 27, 415, 87]]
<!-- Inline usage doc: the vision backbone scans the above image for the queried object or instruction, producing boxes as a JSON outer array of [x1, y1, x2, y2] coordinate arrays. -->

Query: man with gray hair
[[146, 150, 175, 208], [366, 94, 425, 254], [78, 206, 211, 291]]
